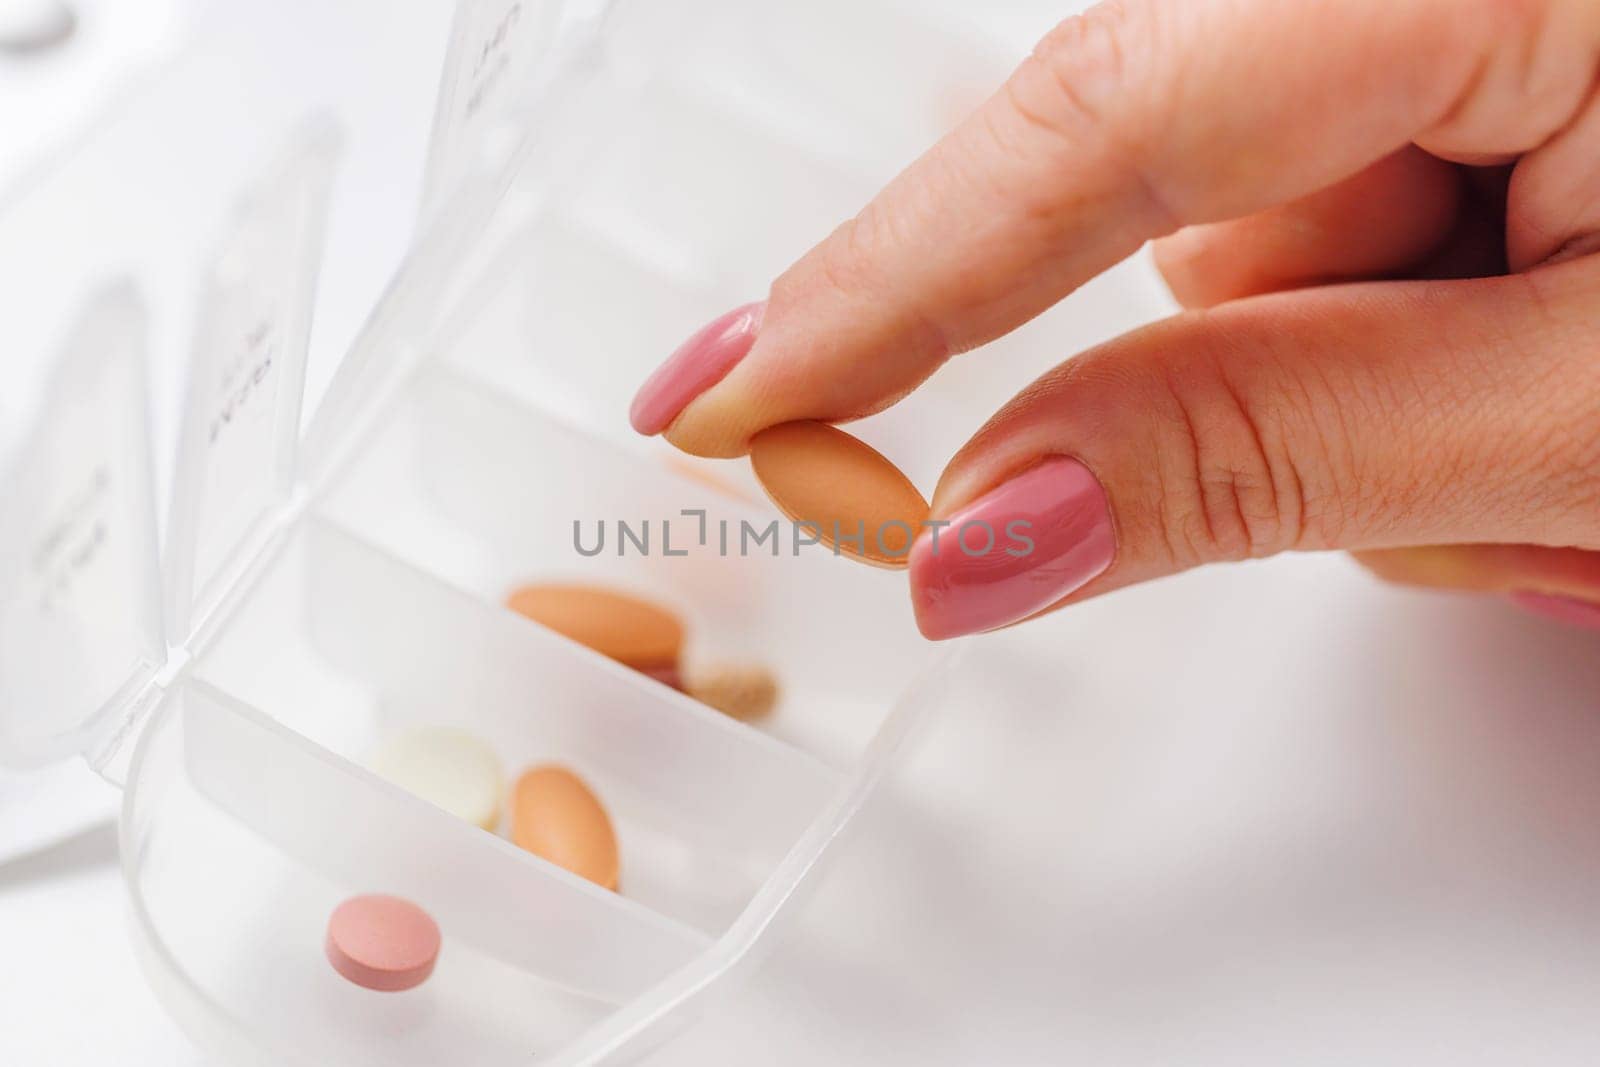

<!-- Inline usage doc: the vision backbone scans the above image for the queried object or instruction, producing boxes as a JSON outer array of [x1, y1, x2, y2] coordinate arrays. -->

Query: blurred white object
[[0, 0, 75, 55], [0, 0, 185, 195]]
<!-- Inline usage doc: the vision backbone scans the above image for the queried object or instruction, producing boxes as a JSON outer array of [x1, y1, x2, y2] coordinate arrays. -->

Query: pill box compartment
[[124, 682, 624, 1066], [135, 338, 945, 1054], [125, 406, 944, 1066], [313, 365, 939, 763], [195, 504, 868, 931]]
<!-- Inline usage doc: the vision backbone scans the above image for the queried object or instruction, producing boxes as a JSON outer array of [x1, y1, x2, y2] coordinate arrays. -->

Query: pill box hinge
[[85, 673, 175, 788]]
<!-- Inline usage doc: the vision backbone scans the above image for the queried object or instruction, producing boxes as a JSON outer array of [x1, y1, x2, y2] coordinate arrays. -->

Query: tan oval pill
[[506, 583, 683, 668], [511, 765, 620, 891], [749, 421, 929, 568], [325, 894, 440, 992], [683, 662, 779, 722]]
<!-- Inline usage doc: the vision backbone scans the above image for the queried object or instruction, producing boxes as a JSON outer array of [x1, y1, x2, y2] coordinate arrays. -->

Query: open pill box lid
[[0, 0, 567, 772], [0, 123, 344, 771], [0, 285, 167, 767]]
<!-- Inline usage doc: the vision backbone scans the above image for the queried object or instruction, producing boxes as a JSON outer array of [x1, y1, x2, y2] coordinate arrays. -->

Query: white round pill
[[374, 727, 503, 831]]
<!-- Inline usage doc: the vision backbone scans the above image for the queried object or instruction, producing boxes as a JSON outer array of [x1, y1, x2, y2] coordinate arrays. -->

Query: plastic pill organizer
[[0, 1, 1164, 1063]]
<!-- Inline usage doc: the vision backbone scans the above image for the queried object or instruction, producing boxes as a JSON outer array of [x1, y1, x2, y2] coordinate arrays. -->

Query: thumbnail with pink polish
[[910, 457, 1115, 640], [629, 301, 764, 435], [1509, 591, 1600, 631]]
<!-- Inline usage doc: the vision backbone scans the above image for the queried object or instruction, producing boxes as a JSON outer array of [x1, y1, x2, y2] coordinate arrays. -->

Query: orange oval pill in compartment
[[749, 421, 929, 568], [506, 584, 684, 669], [325, 894, 441, 992], [511, 765, 620, 891]]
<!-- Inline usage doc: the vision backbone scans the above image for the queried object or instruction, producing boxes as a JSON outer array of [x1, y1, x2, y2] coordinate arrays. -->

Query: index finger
[[640, 0, 1600, 457]]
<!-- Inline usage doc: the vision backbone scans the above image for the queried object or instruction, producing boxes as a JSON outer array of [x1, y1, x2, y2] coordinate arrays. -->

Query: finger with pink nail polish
[[630, 302, 764, 436], [910, 457, 1115, 640]]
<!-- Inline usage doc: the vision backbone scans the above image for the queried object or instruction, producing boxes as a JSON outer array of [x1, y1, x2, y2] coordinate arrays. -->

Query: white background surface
[[4, 2, 1600, 1065]]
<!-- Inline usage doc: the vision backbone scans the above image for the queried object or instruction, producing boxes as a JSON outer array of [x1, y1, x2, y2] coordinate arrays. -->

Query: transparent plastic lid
[[421, 0, 566, 219], [163, 120, 343, 646], [0, 118, 341, 770], [0, 0, 565, 767], [0, 285, 166, 768], [305, 0, 565, 471]]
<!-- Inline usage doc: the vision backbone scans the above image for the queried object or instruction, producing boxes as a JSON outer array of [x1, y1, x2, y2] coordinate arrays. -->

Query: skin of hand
[[630, 0, 1600, 640]]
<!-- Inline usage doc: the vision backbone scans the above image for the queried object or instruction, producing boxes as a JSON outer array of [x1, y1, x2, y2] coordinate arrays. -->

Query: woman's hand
[[630, 0, 1600, 639]]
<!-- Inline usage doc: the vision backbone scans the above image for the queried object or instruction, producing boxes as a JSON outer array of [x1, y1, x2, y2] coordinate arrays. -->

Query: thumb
[[909, 259, 1600, 639]]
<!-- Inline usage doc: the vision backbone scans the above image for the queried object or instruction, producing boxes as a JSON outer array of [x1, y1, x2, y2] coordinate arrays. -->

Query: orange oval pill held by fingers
[[506, 584, 684, 669], [511, 765, 620, 891], [749, 421, 930, 568], [325, 894, 441, 993]]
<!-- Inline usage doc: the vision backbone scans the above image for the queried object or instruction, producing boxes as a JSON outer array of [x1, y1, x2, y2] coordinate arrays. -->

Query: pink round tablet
[[325, 894, 441, 992]]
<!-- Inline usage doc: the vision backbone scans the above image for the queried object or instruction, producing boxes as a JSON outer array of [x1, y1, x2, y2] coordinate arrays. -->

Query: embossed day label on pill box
[[164, 121, 341, 642], [0, 286, 164, 764], [422, 0, 555, 217]]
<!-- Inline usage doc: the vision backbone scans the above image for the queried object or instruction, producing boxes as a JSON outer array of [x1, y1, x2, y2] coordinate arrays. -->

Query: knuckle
[[773, 215, 897, 335], [796, 208, 953, 362], [1006, 7, 1129, 139], [1430, 0, 1581, 144], [1480, 0, 1556, 38], [1486, 272, 1600, 541], [784, 216, 875, 308], [1489, 0, 1574, 109], [1019, 1, 1139, 146], [1150, 325, 1354, 564], [1545, 343, 1600, 537], [1031, 0, 1137, 122], [1019, 0, 1179, 230], [798, 207, 930, 317]]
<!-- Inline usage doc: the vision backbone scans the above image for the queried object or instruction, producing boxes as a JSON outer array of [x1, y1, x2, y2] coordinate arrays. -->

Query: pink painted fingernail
[[1509, 591, 1600, 631], [630, 301, 765, 435], [910, 457, 1115, 640]]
